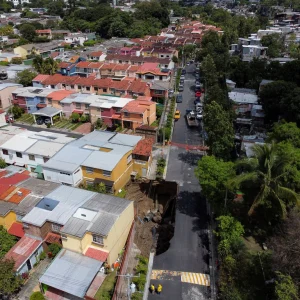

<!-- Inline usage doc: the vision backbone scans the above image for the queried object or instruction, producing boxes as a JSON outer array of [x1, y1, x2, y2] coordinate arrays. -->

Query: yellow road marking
[[151, 269, 210, 286]]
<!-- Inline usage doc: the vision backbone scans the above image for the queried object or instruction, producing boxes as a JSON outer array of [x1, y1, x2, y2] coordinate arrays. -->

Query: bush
[[71, 112, 80, 123], [131, 292, 143, 300], [0, 158, 6, 169], [83, 40, 96, 46], [80, 115, 87, 123], [48, 243, 62, 259], [21, 272, 29, 280], [8, 105, 23, 118], [39, 251, 46, 260], [0, 61, 9, 66], [30, 291, 45, 300], [132, 274, 146, 291], [11, 57, 23, 64]]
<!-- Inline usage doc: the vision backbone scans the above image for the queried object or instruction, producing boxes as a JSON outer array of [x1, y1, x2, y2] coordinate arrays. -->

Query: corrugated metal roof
[[88, 211, 118, 236], [61, 217, 90, 237], [1, 133, 37, 152], [16, 178, 60, 196], [26, 141, 65, 157], [22, 185, 94, 226], [32, 106, 62, 117], [0, 201, 17, 216], [39, 249, 102, 298]]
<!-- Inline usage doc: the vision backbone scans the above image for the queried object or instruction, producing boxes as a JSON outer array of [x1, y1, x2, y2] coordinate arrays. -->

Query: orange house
[[121, 100, 156, 130], [47, 90, 75, 109]]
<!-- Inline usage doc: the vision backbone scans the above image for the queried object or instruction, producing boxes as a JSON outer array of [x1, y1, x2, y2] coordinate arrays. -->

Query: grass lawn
[[151, 120, 159, 127], [53, 120, 83, 130], [17, 114, 35, 124], [94, 270, 117, 300]]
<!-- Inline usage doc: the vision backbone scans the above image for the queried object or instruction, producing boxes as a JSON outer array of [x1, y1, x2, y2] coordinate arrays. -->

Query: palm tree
[[232, 143, 299, 218]]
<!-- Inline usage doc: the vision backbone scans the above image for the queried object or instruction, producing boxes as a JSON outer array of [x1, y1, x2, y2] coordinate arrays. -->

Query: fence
[[112, 222, 136, 300]]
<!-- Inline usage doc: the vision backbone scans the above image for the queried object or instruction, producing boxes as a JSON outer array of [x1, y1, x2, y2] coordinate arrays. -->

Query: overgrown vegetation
[[132, 255, 148, 297], [94, 270, 117, 300], [156, 157, 166, 179], [0, 226, 17, 259], [30, 291, 45, 300], [48, 243, 62, 259]]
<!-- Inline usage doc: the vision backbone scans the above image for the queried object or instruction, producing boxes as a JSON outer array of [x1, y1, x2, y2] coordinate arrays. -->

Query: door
[[26, 259, 32, 271], [142, 168, 147, 177]]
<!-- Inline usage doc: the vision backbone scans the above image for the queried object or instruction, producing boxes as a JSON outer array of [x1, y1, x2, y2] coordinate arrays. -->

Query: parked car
[[180, 79, 184, 85], [196, 113, 203, 120], [174, 110, 181, 120], [176, 94, 183, 103], [195, 91, 202, 97], [178, 85, 184, 92], [181, 69, 186, 75], [36, 118, 43, 125], [186, 62, 190, 66], [180, 75, 185, 80], [44, 118, 51, 125]]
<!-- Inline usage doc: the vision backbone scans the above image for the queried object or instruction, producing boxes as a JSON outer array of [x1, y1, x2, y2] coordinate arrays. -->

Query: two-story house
[[87, 51, 106, 61], [42, 131, 143, 193]]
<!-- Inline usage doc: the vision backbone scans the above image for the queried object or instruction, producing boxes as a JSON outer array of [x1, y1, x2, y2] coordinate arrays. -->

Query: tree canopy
[[16, 70, 37, 87], [0, 226, 17, 259]]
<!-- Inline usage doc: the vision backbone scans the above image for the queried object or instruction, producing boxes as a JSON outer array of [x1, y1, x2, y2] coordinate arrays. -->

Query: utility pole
[[117, 273, 140, 300]]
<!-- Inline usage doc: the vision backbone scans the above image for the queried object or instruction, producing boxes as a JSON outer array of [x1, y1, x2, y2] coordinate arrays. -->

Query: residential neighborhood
[[0, 1, 300, 300]]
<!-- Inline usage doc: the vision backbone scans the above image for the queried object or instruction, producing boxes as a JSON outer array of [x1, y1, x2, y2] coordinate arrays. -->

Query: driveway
[[16, 259, 50, 300], [149, 64, 211, 300]]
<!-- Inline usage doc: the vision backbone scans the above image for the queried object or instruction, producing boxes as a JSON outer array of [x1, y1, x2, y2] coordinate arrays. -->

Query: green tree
[[195, 156, 235, 209], [0, 25, 13, 36], [16, 69, 37, 87], [232, 143, 300, 218], [269, 122, 300, 148], [33, 56, 58, 75], [275, 272, 299, 300], [0, 259, 22, 296], [71, 112, 80, 122], [0, 158, 6, 169], [0, 226, 17, 259], [201, 54, 218, 88], [203, 101, 234, 160], [19, 23, 37, 42], [30, 291, 45, 300], [8, 106, 23, 118], [95, 182, 106, 194], [261, 33, 284, 58]]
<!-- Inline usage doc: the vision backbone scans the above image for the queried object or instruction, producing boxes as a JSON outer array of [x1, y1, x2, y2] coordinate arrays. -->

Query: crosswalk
[[181, 272, 210, 286], [151, 269, 210, 286]]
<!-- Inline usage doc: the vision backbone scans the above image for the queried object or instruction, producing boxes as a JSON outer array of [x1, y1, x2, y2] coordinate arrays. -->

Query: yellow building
[[60, 194, 134, 265], [14, 44, 40, 59], [0, 208, 17, 230]]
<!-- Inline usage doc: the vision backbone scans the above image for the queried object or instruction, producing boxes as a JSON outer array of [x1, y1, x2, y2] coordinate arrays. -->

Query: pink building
[[0, 83, 23, 110]]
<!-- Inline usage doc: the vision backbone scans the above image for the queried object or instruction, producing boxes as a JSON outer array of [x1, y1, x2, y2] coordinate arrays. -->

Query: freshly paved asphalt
[[149, 64, 210, 300]]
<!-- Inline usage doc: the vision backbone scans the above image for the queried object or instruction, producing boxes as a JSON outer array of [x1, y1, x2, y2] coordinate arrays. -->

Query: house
[[229, 88, 258, 113], [132, 138, 153, 177], [242, 45, 267, 62], [0, 83, 22, 110], [150, 81, 169, 101], [0, 52, 22, 63], [4, 235, 43, 275], [40, 249, 103, 299], [121, 100, 156, 130], [136, 63, 171, 82], [0, 130, 74, 172], [32, 74, 50, 88], [60, 193, 134, 265], [14, 44, 39, 59], [6, 65, 33, 80], [36, 29, 52, 39], [11, 87, 53, 113], [42, 131, 144, 193], [47, 90, 75, 109], [251, 104, 265, 124], [64, 32, 96, 46], [87, 51, 106, 61]]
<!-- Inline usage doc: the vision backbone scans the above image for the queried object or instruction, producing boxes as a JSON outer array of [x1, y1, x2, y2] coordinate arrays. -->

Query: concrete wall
[[43, 167, 83, 186]]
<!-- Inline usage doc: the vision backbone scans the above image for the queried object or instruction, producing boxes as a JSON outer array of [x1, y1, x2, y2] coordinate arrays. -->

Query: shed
[[32, 107, 62, 125]]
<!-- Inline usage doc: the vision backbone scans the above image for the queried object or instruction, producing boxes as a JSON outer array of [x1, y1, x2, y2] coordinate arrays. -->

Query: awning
[[37, 103, 47, 108], [8, 222, 25, 238], [94, 178, 113, 187], [44, 232, 61, 244], [72, 110, 83, 114], [85, 247, 108, 262], [111, 114, 121, 119]]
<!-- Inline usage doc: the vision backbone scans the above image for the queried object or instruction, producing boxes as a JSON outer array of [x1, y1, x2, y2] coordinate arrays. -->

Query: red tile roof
[[136, 96, 152, 101], [88, 62, 102, 69], [122, 100, 154, 114], [8, 222, 25, 238], [42, 74, 65, 85], [50, 52, 60, 58], [113, 64, 130, 71], [133, 138, 153, 157], [58, 62, 70, 69], [3, 187, 31, 204], [0, 171, 30, 186], [76, 61, 91, 68], [47, 90, 75, 101], [5, 235, 42, 271], [85, 247, 109, 262], [90, 51, 103, 57], [44, 232, 61, 244], [128, 80, 149, 94], [32, 74, 50, 82], [36, 29, 51, 34], [36, 103, 47, 108]]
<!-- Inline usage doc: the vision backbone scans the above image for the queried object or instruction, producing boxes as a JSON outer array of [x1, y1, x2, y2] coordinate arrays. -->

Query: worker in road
[[157, 284, 162, 295], [150, 284, 155, 294]]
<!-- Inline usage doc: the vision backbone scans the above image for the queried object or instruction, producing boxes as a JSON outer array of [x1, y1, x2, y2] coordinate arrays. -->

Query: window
[[94, 87, 98, 91], [78, 85, 82, 89], [71, 85, 74, 89], [40, 98, 45, 104], [115, 108, 121, 113], [52, 224, 61, 232], [76, 103, 81, 109], [127, 154, 132, 164], [16, 152, 22, 158], [85, 104, 89, 109], [29, 154, 35, 161], [60, 171, 70, 176], [2, 149, 8, 155], [86, 87, 90, 91], [51, 85, 55, 89], [62, 84, 66, 88], [103, 88, 107, 92], [103, 170, 111, 177], [97, 108, 100, 112], [124, 112, 129, 117], [86, 167, 94, 174], [61, 234, 68, 240], [48, 99, 52, 105], [93, 235, 104, 245], [28, 107, 31, 111], [43, 157, 49, 163], [61, 103, 64, 107]]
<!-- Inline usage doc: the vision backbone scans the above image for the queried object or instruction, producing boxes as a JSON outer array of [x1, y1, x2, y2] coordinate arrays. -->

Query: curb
[[143, 252, 155, 300]]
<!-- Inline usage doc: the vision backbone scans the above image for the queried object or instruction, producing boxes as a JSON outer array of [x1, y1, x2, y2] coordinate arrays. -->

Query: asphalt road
[[149, 64, 210, 300]]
